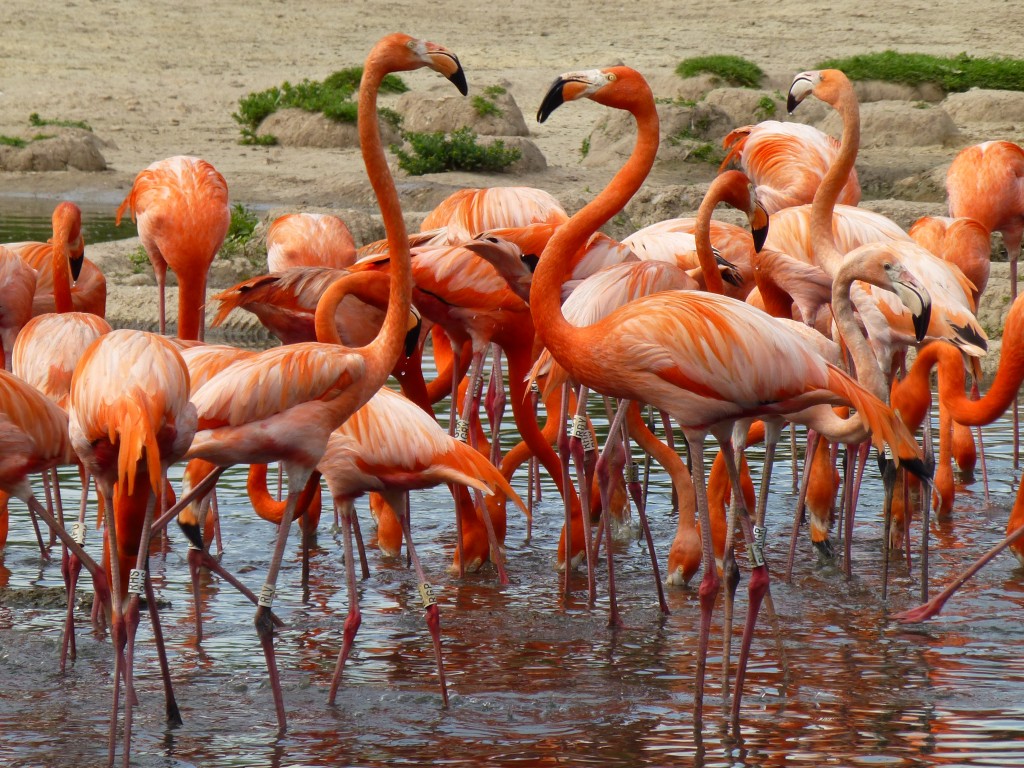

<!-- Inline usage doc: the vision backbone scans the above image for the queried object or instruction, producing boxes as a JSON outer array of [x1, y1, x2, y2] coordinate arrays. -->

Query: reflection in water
[[0, 412, 1022, 767]]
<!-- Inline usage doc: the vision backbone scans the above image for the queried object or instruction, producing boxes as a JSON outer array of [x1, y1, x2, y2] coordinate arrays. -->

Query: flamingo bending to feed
[[116, 155, 230, 340], [266, 211, 357, 271], [530, 64, 926, 733], [68, 329, 196, 766], [4, 201, 107, 318]]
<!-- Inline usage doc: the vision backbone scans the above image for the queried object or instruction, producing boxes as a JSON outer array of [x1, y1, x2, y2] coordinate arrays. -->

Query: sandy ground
[[0, 0, 1021, 365]]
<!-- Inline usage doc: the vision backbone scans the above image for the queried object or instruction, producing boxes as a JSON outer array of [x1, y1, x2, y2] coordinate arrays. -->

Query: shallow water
[[0, 197, 134, 245], [1, 407, 1023, 767]]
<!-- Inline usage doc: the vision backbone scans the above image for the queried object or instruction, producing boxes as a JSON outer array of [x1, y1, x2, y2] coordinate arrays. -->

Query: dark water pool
[[0, 410, 1022, 767], [0, 197, 135, 245]]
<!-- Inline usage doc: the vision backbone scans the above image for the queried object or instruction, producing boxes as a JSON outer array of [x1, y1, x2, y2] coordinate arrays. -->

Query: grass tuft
[[29, 113, 92, 131], [815, 51, 1024, 93], [391, 127, 521, 175], [675, 55, 764, 88], [233, 67, 407, 144]]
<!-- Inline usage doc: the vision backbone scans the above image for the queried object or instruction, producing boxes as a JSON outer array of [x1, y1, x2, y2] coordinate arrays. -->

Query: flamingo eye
[[485, 236, 499, 244], [607, 72, 617, 82]]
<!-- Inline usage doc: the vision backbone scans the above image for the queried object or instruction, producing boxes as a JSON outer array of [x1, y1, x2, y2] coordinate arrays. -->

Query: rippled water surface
[[1, 406, 1023, 767]]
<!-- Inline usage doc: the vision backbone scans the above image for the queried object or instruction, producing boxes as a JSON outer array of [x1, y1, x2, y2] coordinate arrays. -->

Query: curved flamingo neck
[[51, 205, 78, 314], [695, 174, 745, 295], [356, 50, 412, 382], [531, 95, 659, 372], [832, 264, 888, 401], [313, 270, 392, 344], [247, 463, 286, 524], [811, 79, 860, 278]]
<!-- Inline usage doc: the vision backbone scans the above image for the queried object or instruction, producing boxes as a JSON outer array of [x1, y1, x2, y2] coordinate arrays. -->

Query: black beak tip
[[404, 319, 422, 358], [537, 80, 567, 124], [177, 520, 205, 551], [786, 94, 800, 114], [521, 253, 540, 274], [752, 225, 769, 254], [914, 304, 932, 343], [448, 66, 469, 96], [70, 256, 84, 282]]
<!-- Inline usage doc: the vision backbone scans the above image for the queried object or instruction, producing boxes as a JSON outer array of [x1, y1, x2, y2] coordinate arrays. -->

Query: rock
[[584, 101, 731, 170], [623, 183, 710, 229], [822, 101, 959, 147], [256, 108, 401, 148], [858, 199, 947, 232], [942, 88, 1024, 126], [0, 128, 107, 171], [648, 73, 720, 102], [395, 86, 529, 136], [853, 80, 944, 103], [702, 87, 786, 127]]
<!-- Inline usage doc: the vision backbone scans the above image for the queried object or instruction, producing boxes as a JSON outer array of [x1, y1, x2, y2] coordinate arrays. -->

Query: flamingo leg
[[328, 499, 361, 704], [785, 429, 819, 581], [396, 492, 449, 706], [568, 385, 598, 603], [485, 344, 506, 467], [622, 417, 669, 615], [254, 464, 312, 734], [686, 431, 718, 733], [556, 383, 575, 598], [595, 401, 630, 629]]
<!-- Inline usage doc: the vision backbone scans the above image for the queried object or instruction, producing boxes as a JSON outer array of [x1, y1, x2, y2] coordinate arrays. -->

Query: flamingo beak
[[750, 201, 769, 253], [787, 71, 818, 113], [69, 254, 85, 281], [404, 306, 423, 357], [892, 277, 932, 342], [537, 71, 598, 123], [426, 45, 468, 95]]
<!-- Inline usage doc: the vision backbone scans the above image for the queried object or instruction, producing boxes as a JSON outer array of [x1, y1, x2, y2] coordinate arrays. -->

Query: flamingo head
[[464, 232, 536, 301], [375, 34, 467, 95], [52, 201, 85, 281], [856, 246, 933, 342], [537, 66, 649, 123], [788, 69, 851, 112]]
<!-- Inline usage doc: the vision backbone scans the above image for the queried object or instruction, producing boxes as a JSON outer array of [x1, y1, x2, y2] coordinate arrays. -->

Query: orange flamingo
[[720, 120, 861, 213], [159, 34, 467, 728], [116, 155, 231, 340], [4, 201, 107, 318], [265, 211, 357, 271], [0, 245, 36, 370], [946, 140, 1024, 300], [420, 185, 568, 243], [909, 215, 992, 305], [312, 386, 525, 702], [530, 64, 925, 733], [68, 329, 195, 767], [891, 291, 1024, 564]]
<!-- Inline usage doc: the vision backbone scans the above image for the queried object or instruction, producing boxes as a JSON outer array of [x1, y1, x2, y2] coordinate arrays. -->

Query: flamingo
[[719, 120, 861, 213], [909, 215, 992, 305], [419, 185, 568, 243], [530, 64, 926, 734], [160, 33, 466, 730], [68, 329, 195, 767], [4, 201, 107, 318], [946, 140, 1024, 300], [116, 155, 231, 340], [0, 246, 36, 370], [266, 211, 357, 271], [312, 386, 526, 702]]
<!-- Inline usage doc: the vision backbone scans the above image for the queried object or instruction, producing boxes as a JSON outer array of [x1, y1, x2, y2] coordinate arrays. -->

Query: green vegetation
[[580, 136, 591, 159], [29, 112, 92, 131], [472, 95, 502, 118], [0, 136, 27, 148], [675, 55, 764, 88], [391, 127, 521, 175], [815, 51, 1024, 93], [128, 245, 151, 274], [472, 85, 508, 118], [233, 67, 408, 144], [218, 203, 261, 259], [688, 142, 725, 164], [754, 95, 777, 119]]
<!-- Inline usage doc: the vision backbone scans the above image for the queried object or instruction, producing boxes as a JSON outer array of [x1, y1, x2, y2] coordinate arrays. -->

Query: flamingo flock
[[2, 32, 1024, 766]]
